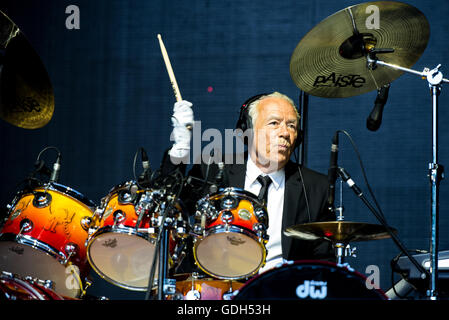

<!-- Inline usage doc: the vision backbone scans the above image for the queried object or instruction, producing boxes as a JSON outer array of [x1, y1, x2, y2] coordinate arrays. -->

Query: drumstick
[[157, 34, 193, 131], [157, 33, 182, 102]]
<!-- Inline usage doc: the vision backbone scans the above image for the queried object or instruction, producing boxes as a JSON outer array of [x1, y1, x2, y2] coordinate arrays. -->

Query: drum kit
[[0, 1, 446, 300]]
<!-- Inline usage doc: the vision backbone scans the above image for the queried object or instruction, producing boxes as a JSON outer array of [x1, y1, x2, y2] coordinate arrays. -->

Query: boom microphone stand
[[368, 50, 447, 299]]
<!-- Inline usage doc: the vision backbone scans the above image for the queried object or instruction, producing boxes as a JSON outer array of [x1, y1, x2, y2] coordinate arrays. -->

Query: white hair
[[247, 92, 300, 127]]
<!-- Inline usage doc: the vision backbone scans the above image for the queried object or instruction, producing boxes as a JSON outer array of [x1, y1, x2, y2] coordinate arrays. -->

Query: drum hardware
[[134, 189, 162, 232], [290, 1, 444, 298], [0, 271, 80, 300], [62, 243, 78, 264], [184, 272, 202, 300], [172, 272, 244, 300], [365, 50, 447, 300], [1, 271, 55, 290], [153, 201, 174, 300], [32, 191, 52, 208], [337, 165, 431, 291], [18, 219, 33, 235], [252, 223, 268, 241], [221, 210, 233, 225], [24, 276, 53, 290], [80, 216, 92, 231]]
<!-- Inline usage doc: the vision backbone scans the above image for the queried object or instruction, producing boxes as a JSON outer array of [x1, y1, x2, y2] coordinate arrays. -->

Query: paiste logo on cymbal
[[313, 73, 366, 88]]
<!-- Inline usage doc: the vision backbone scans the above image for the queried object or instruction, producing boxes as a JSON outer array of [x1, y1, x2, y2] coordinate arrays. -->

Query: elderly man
[[166, 92, 335, 276]]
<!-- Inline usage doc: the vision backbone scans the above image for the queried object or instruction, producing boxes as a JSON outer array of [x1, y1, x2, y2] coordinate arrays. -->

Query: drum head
[[0, 240, 80, 298], [87, 231, 157, 291], [233, 261, 387, 300], [194, 231, 265, 279]]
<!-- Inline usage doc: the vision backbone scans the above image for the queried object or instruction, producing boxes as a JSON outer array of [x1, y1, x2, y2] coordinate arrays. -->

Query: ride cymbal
[[284, 221, 396, 243], [289, 1, 430, 98], [0, 10, 54, 129]]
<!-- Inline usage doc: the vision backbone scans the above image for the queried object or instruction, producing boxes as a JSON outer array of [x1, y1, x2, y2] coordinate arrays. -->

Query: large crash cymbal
[[290, 1, 430, 98], [0, 10, 54, 129], [284, 221, 396, 243]]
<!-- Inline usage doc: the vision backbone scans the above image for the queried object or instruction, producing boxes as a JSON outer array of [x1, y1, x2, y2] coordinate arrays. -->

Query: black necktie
[[257, 175, 272, 205]]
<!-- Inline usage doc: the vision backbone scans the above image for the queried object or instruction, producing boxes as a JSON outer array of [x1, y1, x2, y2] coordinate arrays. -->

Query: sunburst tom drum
[[86, 181, 187, 291], [192, 187, 269, 280], [0, 182, 95, 298]]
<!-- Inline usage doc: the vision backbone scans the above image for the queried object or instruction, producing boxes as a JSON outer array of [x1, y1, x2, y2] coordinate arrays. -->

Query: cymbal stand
[[335, 179, 348, 265], [144, 193, 176, 300], [367, 52, 448, 300]]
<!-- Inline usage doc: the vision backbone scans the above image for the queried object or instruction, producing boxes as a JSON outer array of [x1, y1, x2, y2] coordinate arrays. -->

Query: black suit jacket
[[163, 152, 336, 263]]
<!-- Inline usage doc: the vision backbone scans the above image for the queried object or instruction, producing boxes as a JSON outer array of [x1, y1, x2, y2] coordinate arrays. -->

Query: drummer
[[164, 92, 336, 274]]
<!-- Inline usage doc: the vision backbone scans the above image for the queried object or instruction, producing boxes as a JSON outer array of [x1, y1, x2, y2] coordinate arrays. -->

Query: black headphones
[[235, 93, 303, 148]]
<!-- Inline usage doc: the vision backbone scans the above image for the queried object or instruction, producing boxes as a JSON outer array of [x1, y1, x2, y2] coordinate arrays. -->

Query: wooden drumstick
[[157, 33, 182, 102], [157, 34, 192, 130]]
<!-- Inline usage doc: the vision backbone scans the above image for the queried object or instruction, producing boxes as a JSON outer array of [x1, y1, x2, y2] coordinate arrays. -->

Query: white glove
[[169, 100, 193, 159]]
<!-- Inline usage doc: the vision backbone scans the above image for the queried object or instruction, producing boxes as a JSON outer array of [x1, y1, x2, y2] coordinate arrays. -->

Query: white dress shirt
[[244, 155, 287, 273]]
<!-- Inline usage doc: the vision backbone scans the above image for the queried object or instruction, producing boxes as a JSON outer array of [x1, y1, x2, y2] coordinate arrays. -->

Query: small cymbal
[[284, 221, 396, 243], [0, 10, 54, 129], [289, 1, 430, 98]]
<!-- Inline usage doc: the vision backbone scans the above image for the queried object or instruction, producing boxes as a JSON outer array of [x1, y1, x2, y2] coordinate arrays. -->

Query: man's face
[[250, 97, 298, 172]]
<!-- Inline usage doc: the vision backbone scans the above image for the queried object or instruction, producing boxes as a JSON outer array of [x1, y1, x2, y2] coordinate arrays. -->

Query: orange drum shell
[[206, 199, 259, 231], [94, 191, 179, 253], [1, 188, 93, 276], [98, 192, 151, 230]]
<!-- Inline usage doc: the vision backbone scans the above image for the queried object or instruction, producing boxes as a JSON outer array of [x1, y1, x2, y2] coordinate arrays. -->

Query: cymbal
[[289, 1, 430, 98], [0, 11, 54, 129], [284, 221, 396, 243]]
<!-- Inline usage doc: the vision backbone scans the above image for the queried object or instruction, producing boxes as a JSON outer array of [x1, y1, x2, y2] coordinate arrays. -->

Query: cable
[[36, 146, 61, 163], [294, 151, 311, 222], [335, 130, 387, 222], [390, 249, 426, 299]]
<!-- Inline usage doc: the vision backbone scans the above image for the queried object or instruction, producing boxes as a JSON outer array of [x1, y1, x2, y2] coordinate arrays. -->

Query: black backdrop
[[0, 0, 448, 300]]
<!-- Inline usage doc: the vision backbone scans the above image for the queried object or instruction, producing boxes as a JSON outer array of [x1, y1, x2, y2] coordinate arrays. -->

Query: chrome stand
[[367, 53, 448, 300]]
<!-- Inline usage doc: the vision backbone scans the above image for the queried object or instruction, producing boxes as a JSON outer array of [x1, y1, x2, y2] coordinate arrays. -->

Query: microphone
[[211, 161, 227, 193], [327, 131, 339, 209], [367, 84, 390, 131], [139, 148, 152, 187], [49, 153, 62, 183], [337, 167, 363, 197], [203, 149, 215, 193]]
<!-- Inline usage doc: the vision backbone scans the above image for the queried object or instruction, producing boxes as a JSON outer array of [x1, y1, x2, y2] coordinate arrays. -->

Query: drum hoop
[[6, 275, 46, 300], [193, 225, 267, 280], [203, 187, 264, 207], [11, 184, 95, 212], [48, 183, 96, 207], [86, 225, 155, 245], [198, 224, 263, 243], [0, 233, 67, 264]]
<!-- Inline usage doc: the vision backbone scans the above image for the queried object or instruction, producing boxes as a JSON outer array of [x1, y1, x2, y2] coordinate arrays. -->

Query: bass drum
[[232, 260, 388, 300]]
